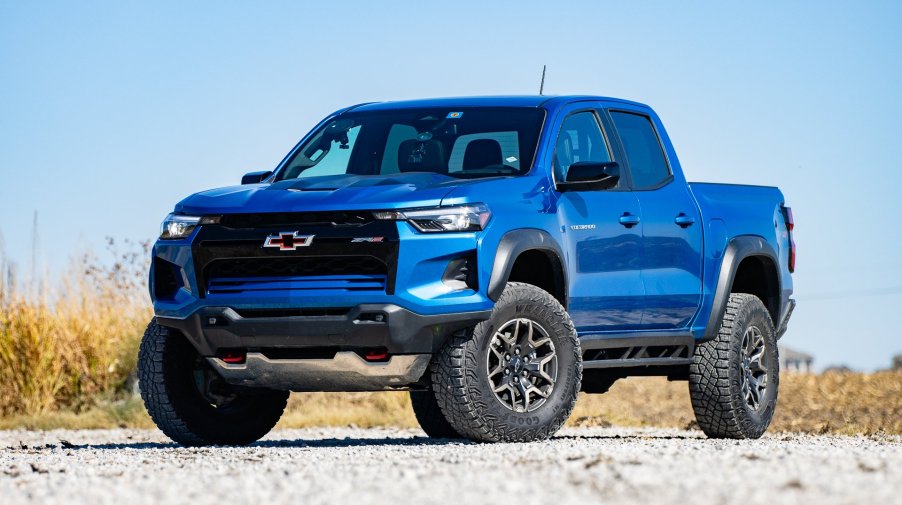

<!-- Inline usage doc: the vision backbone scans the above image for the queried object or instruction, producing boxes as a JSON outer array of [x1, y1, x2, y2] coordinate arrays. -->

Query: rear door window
[[610, 111, 670, 189]]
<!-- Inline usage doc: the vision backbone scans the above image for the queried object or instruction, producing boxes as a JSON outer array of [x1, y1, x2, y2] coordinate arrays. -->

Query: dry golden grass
[[0, 240, 151, 416], [1, 240, 899, 435]]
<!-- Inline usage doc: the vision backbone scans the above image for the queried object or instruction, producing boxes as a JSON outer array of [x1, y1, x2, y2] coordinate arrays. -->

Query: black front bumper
[[156, 304, 492, 357]]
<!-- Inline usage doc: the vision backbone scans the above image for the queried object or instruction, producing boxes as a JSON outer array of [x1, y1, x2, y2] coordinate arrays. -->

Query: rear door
[[554, 104, 645, 332], [607, 109, 703, 329]]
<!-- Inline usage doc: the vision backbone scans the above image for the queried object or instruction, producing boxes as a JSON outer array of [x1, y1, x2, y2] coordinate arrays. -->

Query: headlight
[[159, 214, 201, 240], [374, 204, 492, 233]]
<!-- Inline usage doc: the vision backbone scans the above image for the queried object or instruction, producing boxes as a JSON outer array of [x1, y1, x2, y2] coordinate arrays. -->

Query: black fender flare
[[486, 228, 567, 304], [703, 235, 781, 340]]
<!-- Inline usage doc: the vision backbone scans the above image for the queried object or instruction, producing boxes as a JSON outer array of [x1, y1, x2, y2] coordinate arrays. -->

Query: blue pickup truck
[[139, 95, 796, 446]]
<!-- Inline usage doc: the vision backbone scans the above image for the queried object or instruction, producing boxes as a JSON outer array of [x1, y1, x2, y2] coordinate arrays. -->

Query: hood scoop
[[268, 178, 347, 192]]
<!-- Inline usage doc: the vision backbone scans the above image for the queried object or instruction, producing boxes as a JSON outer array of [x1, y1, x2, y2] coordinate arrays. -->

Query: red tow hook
[[220, 351, 247, 364], [363, 349, 389, 362]]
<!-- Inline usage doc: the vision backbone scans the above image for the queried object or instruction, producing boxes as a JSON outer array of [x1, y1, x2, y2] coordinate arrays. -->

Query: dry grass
[[0, 239, 151, 416], [0, 240, 899, 435]]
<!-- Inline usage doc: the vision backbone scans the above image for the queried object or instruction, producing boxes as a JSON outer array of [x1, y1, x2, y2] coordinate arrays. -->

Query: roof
[[352, 95, 649, 112]]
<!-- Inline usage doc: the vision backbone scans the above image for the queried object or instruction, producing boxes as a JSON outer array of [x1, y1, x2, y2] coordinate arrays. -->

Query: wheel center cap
[[510, 355, 523, 374]]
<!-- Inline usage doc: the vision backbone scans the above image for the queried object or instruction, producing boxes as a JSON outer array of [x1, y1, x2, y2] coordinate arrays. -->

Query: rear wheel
[[431, 282, 581, 442], [138, 320, 289, 446], [689, 293, 779, 439]]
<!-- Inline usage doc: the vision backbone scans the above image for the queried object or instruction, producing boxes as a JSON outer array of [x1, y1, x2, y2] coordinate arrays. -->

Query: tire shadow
[[57, 436, 470, 451]]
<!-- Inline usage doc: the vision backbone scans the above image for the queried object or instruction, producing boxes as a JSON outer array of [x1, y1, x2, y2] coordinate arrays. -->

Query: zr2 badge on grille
[[263, 231, 314, 251]]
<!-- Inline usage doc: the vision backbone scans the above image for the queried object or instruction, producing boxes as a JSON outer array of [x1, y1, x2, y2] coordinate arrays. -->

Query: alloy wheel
[[486, 318, 558, 412]]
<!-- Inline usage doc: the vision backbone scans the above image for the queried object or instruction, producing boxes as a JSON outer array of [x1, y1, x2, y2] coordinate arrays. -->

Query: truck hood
[[174, 173, 481, 215]]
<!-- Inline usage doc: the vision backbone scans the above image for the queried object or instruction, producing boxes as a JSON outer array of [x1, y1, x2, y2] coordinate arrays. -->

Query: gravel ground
[[1, 427, 899, 505]]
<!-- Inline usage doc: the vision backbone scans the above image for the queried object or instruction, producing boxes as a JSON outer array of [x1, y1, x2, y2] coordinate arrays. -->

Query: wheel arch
[[487, 229, 568, 308], [703, 235, 782, 340]]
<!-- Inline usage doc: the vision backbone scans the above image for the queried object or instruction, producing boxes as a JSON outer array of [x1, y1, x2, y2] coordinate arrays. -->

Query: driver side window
[[554, 112, 612, 182]]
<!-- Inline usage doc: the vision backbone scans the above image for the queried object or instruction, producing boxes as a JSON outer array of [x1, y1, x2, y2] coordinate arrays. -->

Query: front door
[[554, 108, 645, 332]]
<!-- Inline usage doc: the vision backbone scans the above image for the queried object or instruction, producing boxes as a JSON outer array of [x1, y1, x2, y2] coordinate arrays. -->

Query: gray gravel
[[1, 427, 899, 505]]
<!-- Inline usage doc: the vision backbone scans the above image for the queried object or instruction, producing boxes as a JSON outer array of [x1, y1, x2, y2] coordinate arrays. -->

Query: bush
[[0, 239, 151, 415]]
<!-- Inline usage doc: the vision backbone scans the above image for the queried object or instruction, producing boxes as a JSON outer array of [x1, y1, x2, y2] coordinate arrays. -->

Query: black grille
[[218, 211, 374, 228], [205, 256, 387, 279], [234, 308, 350, 318]]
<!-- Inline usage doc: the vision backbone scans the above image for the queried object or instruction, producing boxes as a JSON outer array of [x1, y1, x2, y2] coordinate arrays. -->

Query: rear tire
[[409, 387, 461, 438], [431, 282, 581, 442], [689, 293, 779, 439], [138, 319, 289, 446]]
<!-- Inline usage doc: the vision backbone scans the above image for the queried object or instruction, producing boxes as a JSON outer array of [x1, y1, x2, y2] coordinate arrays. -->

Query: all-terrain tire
[[409, 386, 461, 438], [689, 293, 779, 439], [431, 282, 581, 443], [138, 319, 289, 446]]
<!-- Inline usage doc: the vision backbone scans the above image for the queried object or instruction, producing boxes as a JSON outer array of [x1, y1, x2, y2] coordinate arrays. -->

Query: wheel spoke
[[516, 381, 530, 412], [521, 319, 533, 347], [749, 382, 760, 408]]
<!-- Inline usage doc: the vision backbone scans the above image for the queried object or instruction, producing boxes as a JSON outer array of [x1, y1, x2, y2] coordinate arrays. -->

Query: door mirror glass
[[557, 162, 620, 191], [241, 170, 273, 185]]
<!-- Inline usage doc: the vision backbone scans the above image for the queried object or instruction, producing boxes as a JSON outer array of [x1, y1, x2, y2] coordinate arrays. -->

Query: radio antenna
[[539, 65, 547, 95]]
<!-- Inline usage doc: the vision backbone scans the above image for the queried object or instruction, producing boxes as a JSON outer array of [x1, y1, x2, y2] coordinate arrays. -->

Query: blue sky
[[1, 1, 900, 370]]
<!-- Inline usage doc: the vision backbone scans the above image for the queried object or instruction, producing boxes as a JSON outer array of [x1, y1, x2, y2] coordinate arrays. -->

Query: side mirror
[[241, 170, 273, 185], [556, 161, 620, 191]]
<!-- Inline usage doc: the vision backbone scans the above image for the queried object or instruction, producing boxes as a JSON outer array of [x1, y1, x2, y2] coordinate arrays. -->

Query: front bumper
[[157, 304, 491, 357]]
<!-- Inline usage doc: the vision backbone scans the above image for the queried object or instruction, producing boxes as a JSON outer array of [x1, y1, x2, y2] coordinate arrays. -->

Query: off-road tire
[[409, 386, 461, 438], [431, 282, 581, 442], [138, 319, 289, 446], [689, 293, 779, 439]]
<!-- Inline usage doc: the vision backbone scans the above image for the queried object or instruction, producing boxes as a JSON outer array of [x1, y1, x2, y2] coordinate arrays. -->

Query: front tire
[[431, 282, 581, 442], [409, 386, 461, 439], [689, 293, 779, 439], [137, 320, 289, 446]]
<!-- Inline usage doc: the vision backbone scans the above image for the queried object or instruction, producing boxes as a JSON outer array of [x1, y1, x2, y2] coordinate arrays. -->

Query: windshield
[[275, 107, 545, 181]]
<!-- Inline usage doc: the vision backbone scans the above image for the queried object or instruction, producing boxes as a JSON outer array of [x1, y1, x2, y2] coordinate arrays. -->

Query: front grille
[[206, 256, 386, 278], [204, 256, 388, 295], [190, 217, 400, 297], [218, 211, 374, 228], [207, 275, 387, 294]]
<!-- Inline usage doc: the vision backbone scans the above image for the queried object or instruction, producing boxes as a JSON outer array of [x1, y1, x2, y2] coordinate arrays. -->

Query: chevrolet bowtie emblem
[[263, 231, 314, 251]]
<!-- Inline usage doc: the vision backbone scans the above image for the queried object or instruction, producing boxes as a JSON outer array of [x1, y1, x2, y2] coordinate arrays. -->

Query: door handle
[[674, 213, 696, 228], [619, 213, 640, 228]]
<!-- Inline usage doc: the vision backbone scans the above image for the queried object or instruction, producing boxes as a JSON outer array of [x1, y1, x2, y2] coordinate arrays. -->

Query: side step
[[580, 334, 694, 369]]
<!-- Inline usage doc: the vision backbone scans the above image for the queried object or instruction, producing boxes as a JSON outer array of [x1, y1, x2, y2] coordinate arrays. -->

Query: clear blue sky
[[1, 1, 900, 370]]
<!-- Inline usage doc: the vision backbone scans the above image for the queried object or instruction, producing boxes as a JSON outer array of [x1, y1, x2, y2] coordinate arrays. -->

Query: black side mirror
[[241, 170, 273, 185], [556, 161, 620, 191]]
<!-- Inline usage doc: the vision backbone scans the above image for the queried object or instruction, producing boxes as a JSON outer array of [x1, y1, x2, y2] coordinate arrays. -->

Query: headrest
[[554, 134, 573, 170], [462, 139, 503, 171], [398, 139, 447, 173]]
